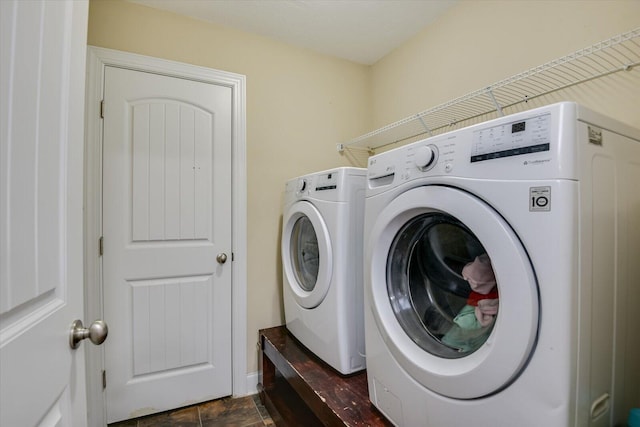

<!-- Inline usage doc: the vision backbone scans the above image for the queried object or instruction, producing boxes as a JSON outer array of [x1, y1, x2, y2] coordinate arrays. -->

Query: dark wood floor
[[108, 394, 274, 427]]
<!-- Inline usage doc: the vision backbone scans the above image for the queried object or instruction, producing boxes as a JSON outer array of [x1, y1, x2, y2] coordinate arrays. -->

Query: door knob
[[69, 319, 109, 349], [216, 253, 228, 264]]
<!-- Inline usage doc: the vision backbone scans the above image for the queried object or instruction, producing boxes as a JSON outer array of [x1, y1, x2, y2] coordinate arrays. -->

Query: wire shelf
[[338, 27, 640, 153]]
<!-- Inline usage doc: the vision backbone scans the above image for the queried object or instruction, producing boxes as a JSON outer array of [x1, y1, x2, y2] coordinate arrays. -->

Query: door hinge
[[102, 370, 106, 389], [100, 100, 104, 118], [98, 236, 104, 256]]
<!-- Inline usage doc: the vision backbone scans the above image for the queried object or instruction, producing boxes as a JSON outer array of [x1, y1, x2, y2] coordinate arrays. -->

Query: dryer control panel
[[285, 167, 367, 204], [315, 172, 338, 191]]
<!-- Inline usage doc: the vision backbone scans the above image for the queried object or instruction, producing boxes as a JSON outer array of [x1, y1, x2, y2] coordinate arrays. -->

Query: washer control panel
[[470, 113, 551, 163], [401, 137, 456, 180], [366, 104, 576, 191]]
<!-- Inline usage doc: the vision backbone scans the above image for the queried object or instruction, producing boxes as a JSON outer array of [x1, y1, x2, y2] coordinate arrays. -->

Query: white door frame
[[84, 46, 247, 426]]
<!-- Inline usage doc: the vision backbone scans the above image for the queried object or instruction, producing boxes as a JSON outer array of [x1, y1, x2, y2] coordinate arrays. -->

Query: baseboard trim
[[242, 371, 260, 396]]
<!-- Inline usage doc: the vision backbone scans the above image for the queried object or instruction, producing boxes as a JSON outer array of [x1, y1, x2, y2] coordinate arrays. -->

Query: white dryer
[[282, 167, 366, 374], [363, 102, 640, 426]]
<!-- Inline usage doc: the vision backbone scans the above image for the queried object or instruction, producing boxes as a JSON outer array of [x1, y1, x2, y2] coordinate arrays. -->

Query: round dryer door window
[[290, 215, 319, 291], [367, 185, 539, 399], [282, 200, 332, 309]]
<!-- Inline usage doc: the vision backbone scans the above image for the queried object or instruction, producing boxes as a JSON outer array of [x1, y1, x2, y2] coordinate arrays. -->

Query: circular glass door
[[290, 215, 319, 292], [367, 185, 539, 399], [387, 213, 498, 359], [282, 201, 332, 308]]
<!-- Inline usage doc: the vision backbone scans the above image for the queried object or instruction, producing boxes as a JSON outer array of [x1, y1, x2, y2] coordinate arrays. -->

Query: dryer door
[[282, 200, 332, 309], [367, 185, 538, 399]]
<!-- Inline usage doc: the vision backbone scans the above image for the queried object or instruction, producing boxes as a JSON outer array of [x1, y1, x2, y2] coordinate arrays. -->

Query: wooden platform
[[258, 326, 392, 427]]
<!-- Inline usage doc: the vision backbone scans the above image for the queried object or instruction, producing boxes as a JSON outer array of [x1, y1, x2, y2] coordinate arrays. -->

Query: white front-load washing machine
[[363, 102, 640, 426], [282, 167, 366, 375]]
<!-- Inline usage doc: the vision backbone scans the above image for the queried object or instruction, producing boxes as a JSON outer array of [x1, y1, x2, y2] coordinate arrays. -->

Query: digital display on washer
[[470, 113, 551, 163]]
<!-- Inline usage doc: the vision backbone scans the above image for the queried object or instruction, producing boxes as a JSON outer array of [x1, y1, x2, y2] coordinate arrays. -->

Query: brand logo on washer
[[523, 158, 551, 166], [530, 186, 551, 212]]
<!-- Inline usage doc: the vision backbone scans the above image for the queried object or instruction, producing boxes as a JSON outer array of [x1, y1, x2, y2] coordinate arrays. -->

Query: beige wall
[[371, 0, 640, 142], [87, 0, 370, 375], [89, 0, 639, 379]]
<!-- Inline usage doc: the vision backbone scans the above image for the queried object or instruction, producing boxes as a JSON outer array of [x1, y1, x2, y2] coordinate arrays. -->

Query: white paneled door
[[102, 66, 232, 423], [0, 0, 89, 425]]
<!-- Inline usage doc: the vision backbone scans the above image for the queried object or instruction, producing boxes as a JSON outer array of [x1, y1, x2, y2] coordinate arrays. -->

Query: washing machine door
[[367, 185, 539, 399], [282, 200, 332, 309]]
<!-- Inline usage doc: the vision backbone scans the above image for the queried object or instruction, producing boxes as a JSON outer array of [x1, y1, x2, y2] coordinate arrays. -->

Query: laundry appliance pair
[[281, 102, 640, 427]]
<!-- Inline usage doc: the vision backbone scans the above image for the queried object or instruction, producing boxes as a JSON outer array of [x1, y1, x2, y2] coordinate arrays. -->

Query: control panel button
[[414, 145, 437, 170], [296, 178, 307, 193]]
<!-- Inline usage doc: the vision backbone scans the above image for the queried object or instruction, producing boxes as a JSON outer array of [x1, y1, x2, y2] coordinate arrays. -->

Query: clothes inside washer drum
[[419, 221, 485, 298], [462, 253, 497, 294], [441, 319, 494, 352]]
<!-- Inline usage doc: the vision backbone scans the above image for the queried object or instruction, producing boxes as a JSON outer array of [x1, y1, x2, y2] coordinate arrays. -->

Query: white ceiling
[[128, 0, 458, 65]]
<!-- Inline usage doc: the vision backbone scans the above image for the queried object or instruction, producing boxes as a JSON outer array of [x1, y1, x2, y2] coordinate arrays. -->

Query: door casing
[[84, 46, 247, 426]]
